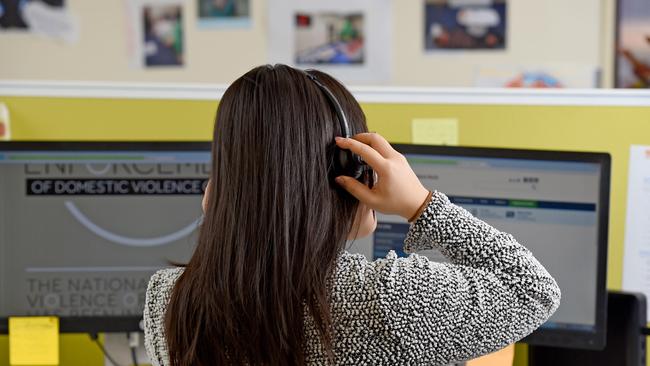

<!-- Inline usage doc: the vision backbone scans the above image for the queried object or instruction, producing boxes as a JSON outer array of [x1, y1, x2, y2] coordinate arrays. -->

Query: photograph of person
[[424, 0, 507, 50], [143, 4, 184, 67], [616, 0, 650, 88], [294, 12, 364, 65]]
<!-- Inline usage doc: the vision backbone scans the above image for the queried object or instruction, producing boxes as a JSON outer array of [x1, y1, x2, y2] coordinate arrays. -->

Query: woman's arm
[[332, 192, 559, 365], [393, 190, 559, 363]]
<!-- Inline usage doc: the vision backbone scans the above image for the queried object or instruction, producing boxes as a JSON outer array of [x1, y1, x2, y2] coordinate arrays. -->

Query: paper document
[[9, 316, 59, 365], [622, 145, 650, 318], [22, 1, 79, 43]]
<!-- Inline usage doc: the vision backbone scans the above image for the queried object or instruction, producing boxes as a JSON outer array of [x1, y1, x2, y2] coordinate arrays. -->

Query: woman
[[143, 64, 560, 365]]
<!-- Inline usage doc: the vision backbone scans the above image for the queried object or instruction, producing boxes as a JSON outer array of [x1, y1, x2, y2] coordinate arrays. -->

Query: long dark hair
[[165, 65, 369, 365]]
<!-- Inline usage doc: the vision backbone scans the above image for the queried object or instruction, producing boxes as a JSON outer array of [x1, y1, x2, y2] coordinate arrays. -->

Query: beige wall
[[0, 0, 616, 87], [0, 0, 268, 84]]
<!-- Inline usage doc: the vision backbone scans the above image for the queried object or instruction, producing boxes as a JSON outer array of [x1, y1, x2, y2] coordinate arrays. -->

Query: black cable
[[642, 327, 650, 336], [127, 332, 139, 366], [130, 346, 138, 366], [88, 332, 123, 366]]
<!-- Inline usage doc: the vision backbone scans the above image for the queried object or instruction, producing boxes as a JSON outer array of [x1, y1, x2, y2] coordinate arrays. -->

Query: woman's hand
[[334, 133, 430, 220]]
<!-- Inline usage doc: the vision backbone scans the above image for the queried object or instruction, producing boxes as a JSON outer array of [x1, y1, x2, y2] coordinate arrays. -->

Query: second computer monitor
[[349, 144, 610, 350]]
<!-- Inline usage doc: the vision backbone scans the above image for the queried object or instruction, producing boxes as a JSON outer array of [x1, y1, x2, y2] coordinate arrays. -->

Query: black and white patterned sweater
[[143, 191, 561, 365]]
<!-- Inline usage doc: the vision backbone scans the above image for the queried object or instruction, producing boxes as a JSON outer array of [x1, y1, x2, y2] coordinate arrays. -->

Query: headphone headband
[[304, 72, 351, 139], [304, 70, 367, 181]]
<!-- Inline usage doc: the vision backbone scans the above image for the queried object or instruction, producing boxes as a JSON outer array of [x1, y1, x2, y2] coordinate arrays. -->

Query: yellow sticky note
[[9, 317, 59, 365], [412, 118, 458, 145]]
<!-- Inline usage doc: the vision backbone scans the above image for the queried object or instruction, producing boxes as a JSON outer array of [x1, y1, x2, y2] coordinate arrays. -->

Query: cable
[[88, 332, 123, 366], [642, 327, 650, 336], [130, 346, 138, 366], [127, 332, 140, 366]]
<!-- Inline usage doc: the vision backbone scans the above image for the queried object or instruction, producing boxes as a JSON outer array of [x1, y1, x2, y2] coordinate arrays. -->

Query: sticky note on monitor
[[9, 317, 59, 365], [412, 118, 458, 145]]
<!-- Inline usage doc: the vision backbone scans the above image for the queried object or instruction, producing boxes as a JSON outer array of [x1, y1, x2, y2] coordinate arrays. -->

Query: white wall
[[0, 0, 615, 87]]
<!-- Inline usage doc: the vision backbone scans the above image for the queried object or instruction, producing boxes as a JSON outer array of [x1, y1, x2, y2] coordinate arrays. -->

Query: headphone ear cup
[[333, 147, 348, 178], [348, 153, 365, 179], [349, 163, 365, 180], [335, 148, 364, 180]]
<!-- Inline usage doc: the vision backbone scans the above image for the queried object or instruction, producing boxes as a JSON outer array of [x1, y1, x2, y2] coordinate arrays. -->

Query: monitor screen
[[0, 142, 211, 333], [348, 145, 610, 350]]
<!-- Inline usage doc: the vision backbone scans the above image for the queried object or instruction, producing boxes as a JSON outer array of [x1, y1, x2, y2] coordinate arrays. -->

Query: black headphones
[[304, 71, 368, 181]]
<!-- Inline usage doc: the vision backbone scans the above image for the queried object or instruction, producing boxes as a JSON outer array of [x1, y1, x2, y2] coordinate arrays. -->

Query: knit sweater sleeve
[[342, 190, 561, 364], [143, 267, 183, 366]]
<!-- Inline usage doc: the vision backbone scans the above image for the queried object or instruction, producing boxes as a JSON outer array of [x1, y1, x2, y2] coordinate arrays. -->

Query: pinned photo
[[0, 0, 64, 29], [197, 0, 250, 29], [294, 12, 364, 65], [616, 0, 650, 88], [0, 0, 78, 43], [143, 4, 184, 67], [424, 0, 507, 51], [269, 0, 390, 83]]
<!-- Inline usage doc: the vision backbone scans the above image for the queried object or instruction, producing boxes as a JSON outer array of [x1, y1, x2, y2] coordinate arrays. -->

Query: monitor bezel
[[393, 144, 610, 350], [0, 142, 610, 348], [0, 141, 211, 334]]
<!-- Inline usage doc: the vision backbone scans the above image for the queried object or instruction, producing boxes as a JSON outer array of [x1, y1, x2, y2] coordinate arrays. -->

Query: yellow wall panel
[[3, 97, 216, 141]]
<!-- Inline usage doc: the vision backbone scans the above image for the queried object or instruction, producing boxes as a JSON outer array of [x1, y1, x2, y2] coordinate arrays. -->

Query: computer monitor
[[348, 145, 610, 350], [0, 142, 211, 333]]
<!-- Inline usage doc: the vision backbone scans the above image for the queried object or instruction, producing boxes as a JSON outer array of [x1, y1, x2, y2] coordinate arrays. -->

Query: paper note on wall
[[622, 145, 650, 319], [22, 1, 79, 43], [0, 103, 10, 141], [412, 118, 458, 145], [9, 317, 59, 365]]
